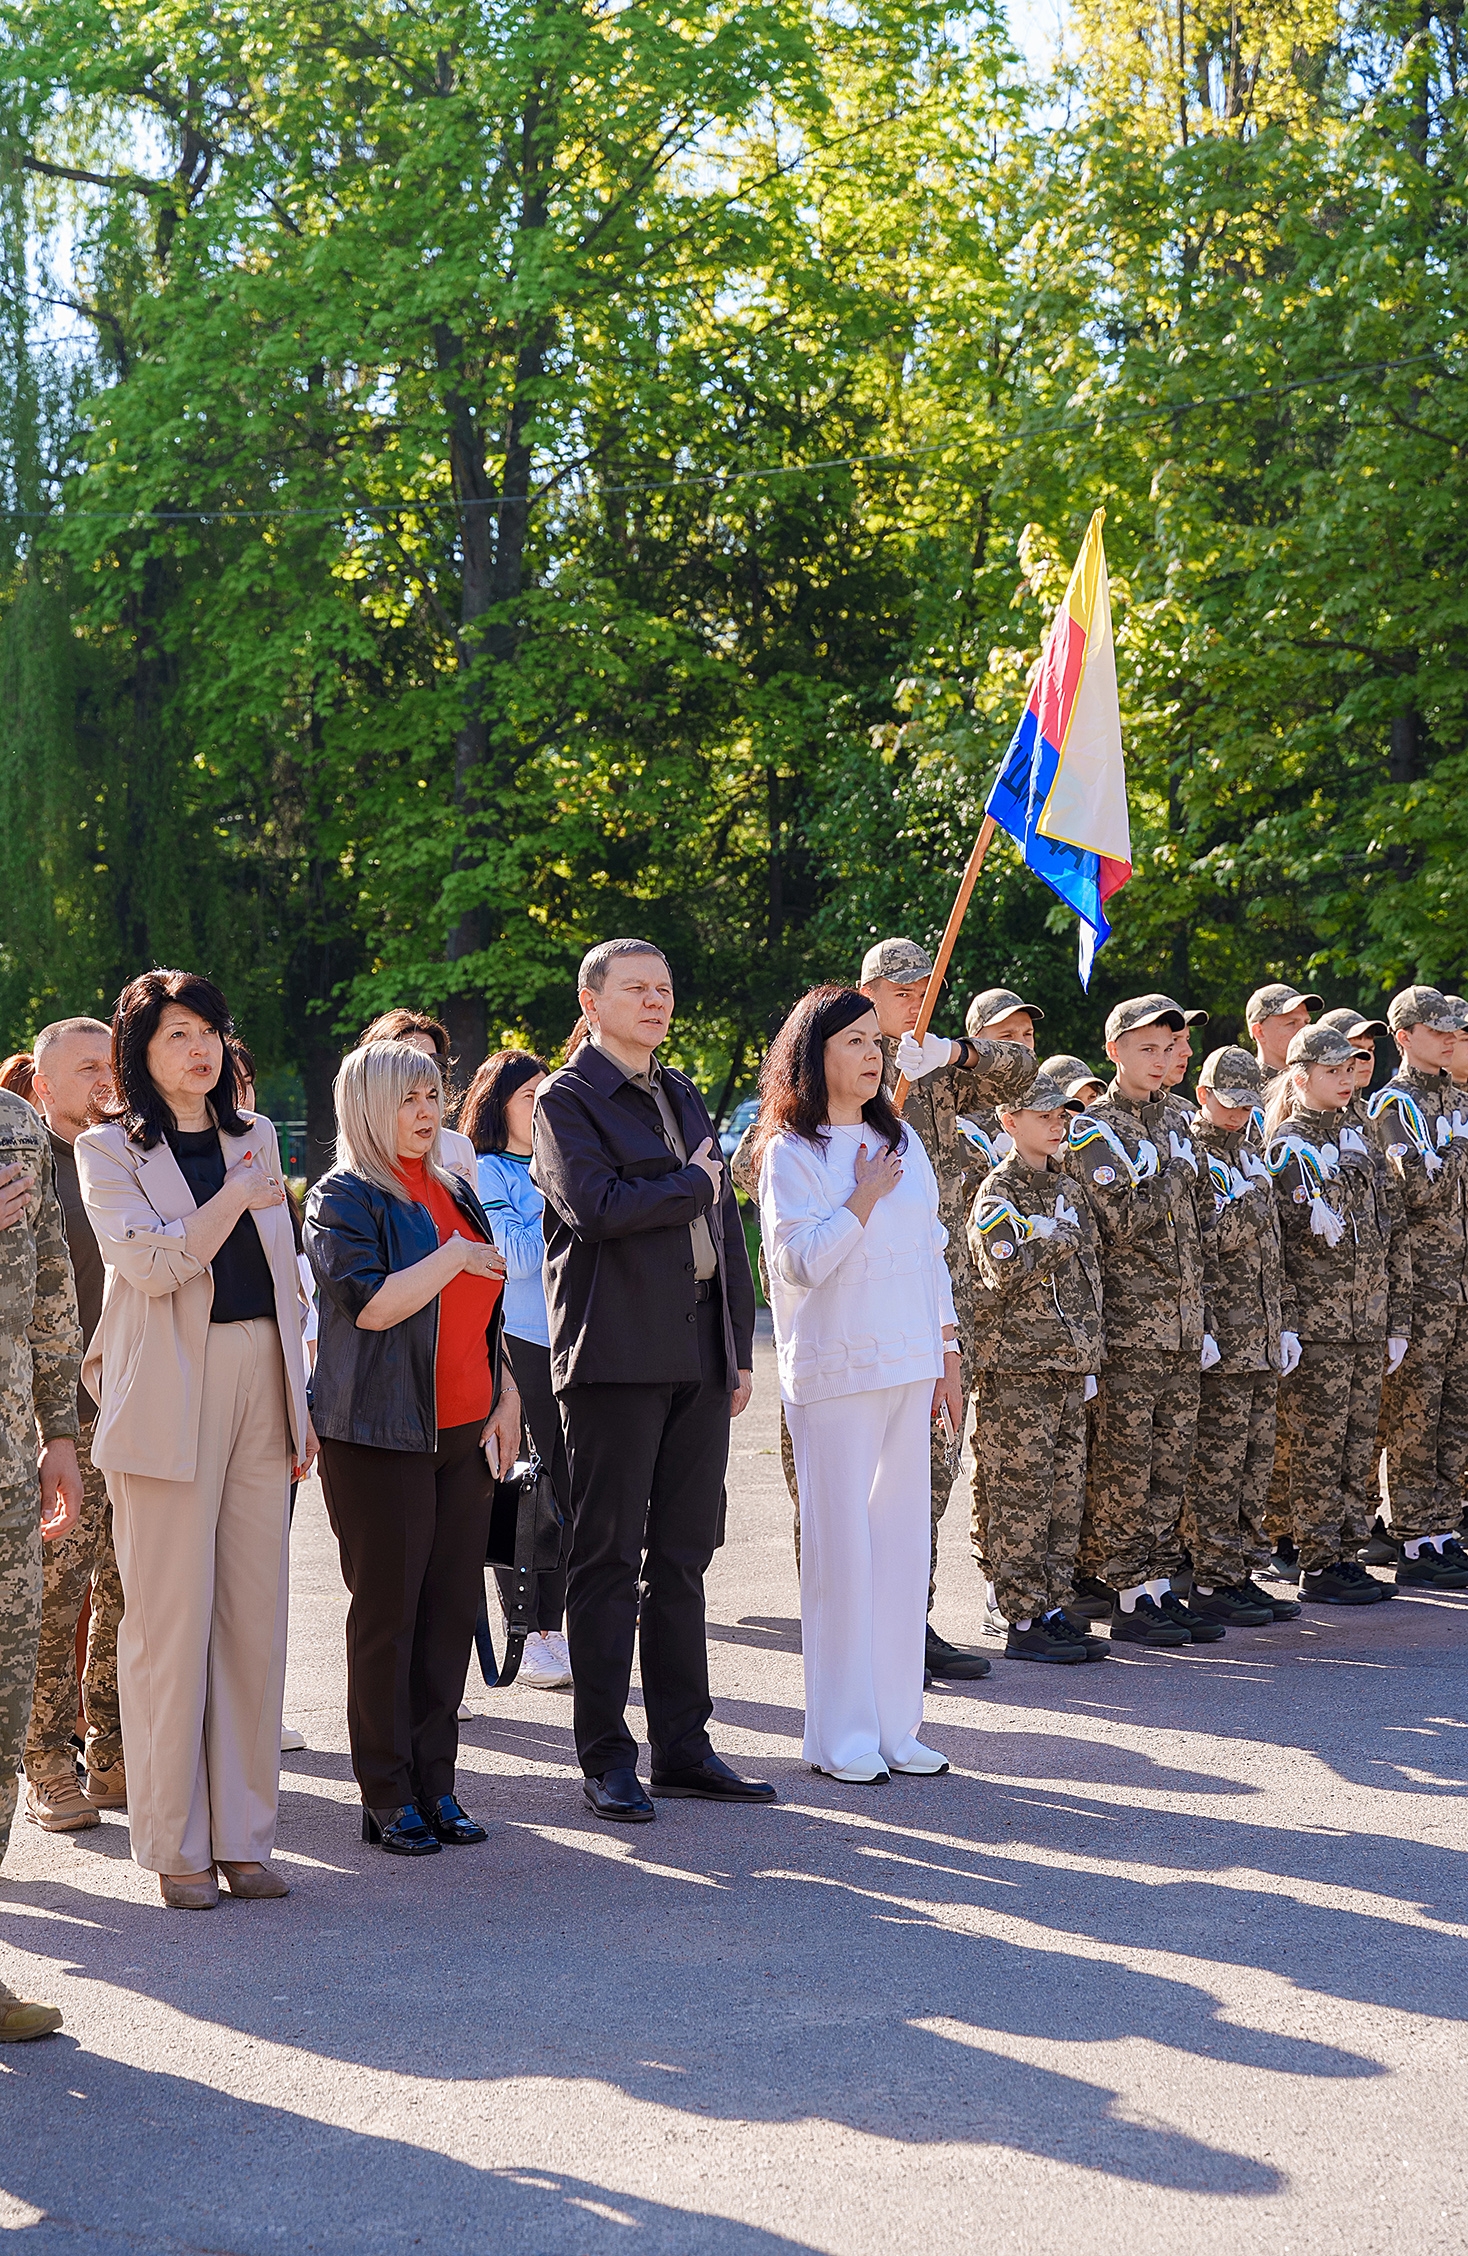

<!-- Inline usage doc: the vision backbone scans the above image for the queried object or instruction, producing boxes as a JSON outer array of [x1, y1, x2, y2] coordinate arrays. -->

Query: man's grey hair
[[33, 1017, 111, 1072], [577, 938, 671, 995]]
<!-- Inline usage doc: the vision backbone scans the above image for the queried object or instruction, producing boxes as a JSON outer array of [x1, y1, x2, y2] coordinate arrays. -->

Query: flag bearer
[[1183, 1048, 1298, 1624], [967, 1073, 1106, 1663], [1063, 996, 1224, 1647]]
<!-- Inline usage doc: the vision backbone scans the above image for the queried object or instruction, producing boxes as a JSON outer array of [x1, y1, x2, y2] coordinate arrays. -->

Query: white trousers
[[109, 1317, 292, 1873], [785, 1379, 931, 1774]]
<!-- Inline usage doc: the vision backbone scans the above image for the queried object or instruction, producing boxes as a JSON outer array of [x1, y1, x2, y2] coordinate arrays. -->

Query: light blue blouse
[[475, 1149, 550, 1348]]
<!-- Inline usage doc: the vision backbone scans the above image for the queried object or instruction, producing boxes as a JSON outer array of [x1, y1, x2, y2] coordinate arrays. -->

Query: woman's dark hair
[[109, 970, 248, 1149], [752, 985, 904, 1167], [459, 1048, 548, 1154], [358, 1008, 450, 1070]]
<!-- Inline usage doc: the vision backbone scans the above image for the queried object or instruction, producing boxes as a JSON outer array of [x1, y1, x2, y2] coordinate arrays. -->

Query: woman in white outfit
[[754, 986, 963, 1783]]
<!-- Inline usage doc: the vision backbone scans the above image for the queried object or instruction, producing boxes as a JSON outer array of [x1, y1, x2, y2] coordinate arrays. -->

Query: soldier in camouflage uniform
[[1246, 982, 1323, 1083], [1266, 1023, 1405, 1601], [0, 1085, 84, 2041], [1063, 995, 1223, 1648], [1364, 988, 1468, 1589], [1159, 1010, 1211, 1137], [967, 1072, 1105, 1663], [1183, 1048, 1299, 1624], [1041, 1055, 1106, 1106]]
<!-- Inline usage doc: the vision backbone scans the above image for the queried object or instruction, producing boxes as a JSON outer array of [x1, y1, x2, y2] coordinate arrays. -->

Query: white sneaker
[[518, 1631, 573, 1690], [280, 1724, 306, 1753], [456, 1701, 473, 1720], [888, 1743, 950, 1776]]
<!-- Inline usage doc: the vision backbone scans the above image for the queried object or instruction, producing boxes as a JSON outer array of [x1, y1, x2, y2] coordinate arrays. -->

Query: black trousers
[[495, 1335, 570, 1633], [560, 1293, 731, 1778], [319, 1421, 493, 1810]]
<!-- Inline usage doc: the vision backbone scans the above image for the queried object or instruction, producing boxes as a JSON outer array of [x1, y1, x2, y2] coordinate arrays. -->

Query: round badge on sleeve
[[992, 1241, 1015, 1260], [1092, 1165, 1116, 1185]]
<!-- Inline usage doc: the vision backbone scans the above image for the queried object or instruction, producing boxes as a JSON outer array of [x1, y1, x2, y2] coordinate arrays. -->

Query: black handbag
[[474, 1454, 565, 1688]]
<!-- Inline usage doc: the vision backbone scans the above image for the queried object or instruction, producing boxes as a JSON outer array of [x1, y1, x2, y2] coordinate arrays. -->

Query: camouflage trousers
[[24, 1425, 124, 1789], [783, 1347, 969, 1613], [1183, 1370, 1278, 1590], [971, 1371, 1087, 1622], [1381, 1299, 1468, 1541], [0, 1483, 43, 1866], [1275, 1341, 1384, 1573], [1079, 1353, 1201, 1592]]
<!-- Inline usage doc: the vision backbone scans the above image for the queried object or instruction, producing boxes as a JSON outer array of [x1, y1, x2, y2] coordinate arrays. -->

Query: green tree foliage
[[0, 0, 1463, 1139]]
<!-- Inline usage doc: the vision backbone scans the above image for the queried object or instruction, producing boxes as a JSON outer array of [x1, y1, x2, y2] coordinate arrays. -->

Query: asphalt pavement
[[4, 1328, 1468, 2255]]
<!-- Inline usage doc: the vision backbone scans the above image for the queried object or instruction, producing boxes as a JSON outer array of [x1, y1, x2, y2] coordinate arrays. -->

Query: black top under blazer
[[305, 1167, 504, 1452], [531, 1041, 756, 1390]]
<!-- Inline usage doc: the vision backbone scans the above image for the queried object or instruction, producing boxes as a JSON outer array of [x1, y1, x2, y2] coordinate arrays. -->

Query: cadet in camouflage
[[0, 1087, 83, 1881], [1365, 988, 1468, 1576], [24, 1432, 124, 1813], [1182, 1048, 1297, 1624], [1063, 995, 1220, 1647], [1266, 1024, 1403, 1598], [967, 1072, 1104, 1662]]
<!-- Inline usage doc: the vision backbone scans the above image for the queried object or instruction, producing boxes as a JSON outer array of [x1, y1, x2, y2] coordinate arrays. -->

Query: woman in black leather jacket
[[305, 1040, 520, 1855]]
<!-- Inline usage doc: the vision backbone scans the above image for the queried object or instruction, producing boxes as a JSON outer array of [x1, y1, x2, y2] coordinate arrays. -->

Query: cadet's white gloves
[[1083, 1375, 1098, 1400], [1387, 1335, 1409, 1372], [1054, 1193, 1079, 1226], [1169, 1130, 1198, 1175], [1134, 1139, 1160, 1180], [895, 1032, 957, 1080], [1199, 1333, 1222, 1371], [1279, 1330, 1302, 1376]]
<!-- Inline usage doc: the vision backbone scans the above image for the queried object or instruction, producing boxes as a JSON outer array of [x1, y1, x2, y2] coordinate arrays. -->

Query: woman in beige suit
[[77, 970, 314, 1909]]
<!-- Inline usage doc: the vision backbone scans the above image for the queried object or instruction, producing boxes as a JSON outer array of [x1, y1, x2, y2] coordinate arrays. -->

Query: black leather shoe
[[924, 1627, 992, 1681], [419, 1794, 487, 1846], [361, 1803, 441, 1856], [650, 1754, 777, 1801], [583, 1768, 655, 1822]]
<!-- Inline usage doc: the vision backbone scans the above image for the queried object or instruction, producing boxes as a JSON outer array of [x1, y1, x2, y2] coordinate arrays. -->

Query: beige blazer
[[75, 1115, 309, 1481]]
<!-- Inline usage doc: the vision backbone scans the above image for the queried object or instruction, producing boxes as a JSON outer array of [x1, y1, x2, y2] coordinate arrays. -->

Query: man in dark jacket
[[532, 939, 772, 1822]]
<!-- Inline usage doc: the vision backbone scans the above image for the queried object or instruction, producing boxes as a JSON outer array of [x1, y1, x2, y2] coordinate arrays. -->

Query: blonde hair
[[1261, 1066, 1310, 1146], [333, 1041, 453, 1200]]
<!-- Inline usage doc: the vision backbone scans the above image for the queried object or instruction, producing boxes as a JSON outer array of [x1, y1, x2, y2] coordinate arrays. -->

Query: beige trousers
[[109, 1317, 292, 1873]]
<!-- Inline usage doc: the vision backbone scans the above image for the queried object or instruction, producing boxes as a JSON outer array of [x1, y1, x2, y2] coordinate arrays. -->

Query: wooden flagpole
[[890, 813, 998, 1109]]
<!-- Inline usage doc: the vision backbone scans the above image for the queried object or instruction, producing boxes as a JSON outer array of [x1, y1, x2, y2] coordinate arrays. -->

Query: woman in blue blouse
[[459, 1049, 570, 1690]]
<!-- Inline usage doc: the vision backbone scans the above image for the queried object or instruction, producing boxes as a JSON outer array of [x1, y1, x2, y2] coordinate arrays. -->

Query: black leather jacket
[[304, 1167, 504, 1452]]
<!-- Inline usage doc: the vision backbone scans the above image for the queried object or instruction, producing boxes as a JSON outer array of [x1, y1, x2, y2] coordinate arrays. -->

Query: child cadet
[[1041, 1054, 1107, 1107], [1365, 987, 1468, 1589], [1183, 1047, 1300, 1624], [1063, 994, 1223, 1648], [967, 1071, 1105, 1664], [1266, 1023, 1406, 1602]]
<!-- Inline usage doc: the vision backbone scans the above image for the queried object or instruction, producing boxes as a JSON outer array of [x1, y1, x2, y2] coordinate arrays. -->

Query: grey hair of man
[[33, 1015, 111, 1071], [577, 937, 672, 995], [333, 1039, 451, 1202]]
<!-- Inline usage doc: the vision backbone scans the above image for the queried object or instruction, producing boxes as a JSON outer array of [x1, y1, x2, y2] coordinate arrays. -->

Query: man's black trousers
[[560, 1293, 731, 1779]]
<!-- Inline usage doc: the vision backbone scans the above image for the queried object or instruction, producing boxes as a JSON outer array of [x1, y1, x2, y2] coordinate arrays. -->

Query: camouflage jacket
[[967, 1152, 1103, 1375], [1344, 1092, 1413, 1319], [1268, 1104, 1401, 1342], [1061, 1085, 1212, 1357], [0, 1089, 83, 1491], [1190, 1114, 1289, 1374], [1362, 1065, 1468, 1305], [879, 1034, 1036, 1262]]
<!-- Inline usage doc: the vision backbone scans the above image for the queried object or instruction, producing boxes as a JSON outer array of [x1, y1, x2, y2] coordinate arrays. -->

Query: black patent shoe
[[650, 1754, 776, 1801], [419, 1794, 488, 1846], [361, 1803, 442, 1856], [583, 1768, 656, 1823]]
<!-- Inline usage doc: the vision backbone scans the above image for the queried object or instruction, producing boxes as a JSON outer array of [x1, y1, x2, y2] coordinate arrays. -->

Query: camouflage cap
[[1285, 1024, 1359, 1070], [981, 1044, 1041, 1112], [1317, 1005, 1389, 1044], [1039, 1052, 1106, 1099], [1104, 993, 1187, 1042], [965, 986, 1044, 1034], [1445, 996, 1468, 1031], [1245, 981, 1323, 1025], [999, 1068, 1076, 1117], [859, 937, 933, 987], [1197, 1045, 1263, 1106], [1387, 984, 1458, 1033]]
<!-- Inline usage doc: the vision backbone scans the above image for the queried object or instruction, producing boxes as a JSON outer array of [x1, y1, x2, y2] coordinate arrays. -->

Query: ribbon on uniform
[[1367, 1084, 1444, 1177], [1266, 1132, 1346, 1246], [956, 1115, 1010, 1169], [1067, 1111, 1141, 1187], [972, 1196, 1039, 1248]]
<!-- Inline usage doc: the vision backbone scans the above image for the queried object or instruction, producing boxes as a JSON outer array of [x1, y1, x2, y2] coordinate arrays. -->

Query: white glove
[[1199, 1333, 1221, 1371], [1339, 1126, 1368, 1157], [1454, 1113, 1468, 1143], [1169, 1130, 1198, 1176], [1279, 1330, 1302, 1376], [1134, 1138, 1159, 1180], [1436, 1114, 1454, 1150], [1053, 1193, 1078, 1226], [1239, 1148, 1271, 1180], [1083, 1375, 1098, 1401], [1387, 1334, 1409, 1372], [896, 1031, 956, 1081], [1026, 1214, 1058, 1239], [993, 1130, 1014, 1159]]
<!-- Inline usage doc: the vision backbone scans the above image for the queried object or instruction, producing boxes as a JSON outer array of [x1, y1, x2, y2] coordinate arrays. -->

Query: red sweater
[[396, 1158, 501, 1431]]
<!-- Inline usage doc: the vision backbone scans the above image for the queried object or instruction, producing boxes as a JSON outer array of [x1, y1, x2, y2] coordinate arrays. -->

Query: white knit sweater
[[758, 1124, 956, 1407]]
